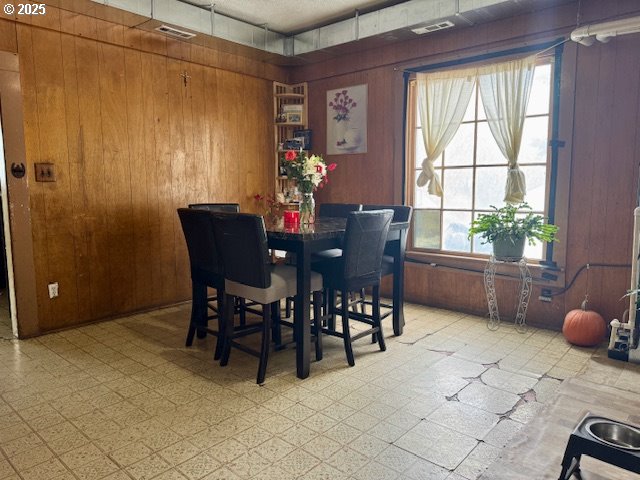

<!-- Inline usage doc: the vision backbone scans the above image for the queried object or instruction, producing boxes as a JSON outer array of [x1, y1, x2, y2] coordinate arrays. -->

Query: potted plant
[[468, 203, 558, 260]]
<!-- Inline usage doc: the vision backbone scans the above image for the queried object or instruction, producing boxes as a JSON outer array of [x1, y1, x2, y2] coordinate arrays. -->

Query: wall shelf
[[273, 82, 308, 202]]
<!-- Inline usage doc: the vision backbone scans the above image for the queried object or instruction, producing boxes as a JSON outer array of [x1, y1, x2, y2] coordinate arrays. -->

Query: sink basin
[[586, 419, 640, 451]]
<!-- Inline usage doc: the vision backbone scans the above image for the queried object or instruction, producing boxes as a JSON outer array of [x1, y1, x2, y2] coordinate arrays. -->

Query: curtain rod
[[401, 37, 566, 76]]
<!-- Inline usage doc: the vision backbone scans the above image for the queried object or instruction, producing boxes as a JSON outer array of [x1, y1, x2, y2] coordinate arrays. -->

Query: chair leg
[[220, 294, 235, 367], [271, 302, 282, 349], [285, 297, 292, 319], [257, 304, 272, 384], [321, 289, 328, 325], [360, 288, 366, 314], [239, 298, 247, 325], [341, 289, 355, 367], [186, 282, 207, 347], [312, 291, 323, 361], [373, 285, 386, 352], [213, 288, 224, 360], [328, 289, 336, 331]]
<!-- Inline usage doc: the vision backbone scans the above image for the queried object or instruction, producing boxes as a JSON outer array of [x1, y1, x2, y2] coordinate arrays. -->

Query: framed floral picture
[[326, 84, 367, 155]]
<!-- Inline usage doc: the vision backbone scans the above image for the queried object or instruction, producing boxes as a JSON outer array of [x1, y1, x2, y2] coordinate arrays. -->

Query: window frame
[[400, 39, 569, 285], [407, 59, 552, 259]]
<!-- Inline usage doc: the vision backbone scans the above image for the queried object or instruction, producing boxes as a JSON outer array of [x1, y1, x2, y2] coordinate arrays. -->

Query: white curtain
[[478, 56, 537, 203], [416, 69, 476, 196]]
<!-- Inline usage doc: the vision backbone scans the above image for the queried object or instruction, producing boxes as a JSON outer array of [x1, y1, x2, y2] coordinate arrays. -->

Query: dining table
[[266, 216, 410, 379]]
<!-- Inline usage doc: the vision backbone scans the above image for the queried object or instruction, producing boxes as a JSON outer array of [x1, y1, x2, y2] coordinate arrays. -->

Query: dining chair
[[284, 203, 363, 319], [188, 203, 258, 325], [360, 205, 413, 325], [177, 208, 226, 358], [312, 210, 393, 366], [213, 212, 324, 384]]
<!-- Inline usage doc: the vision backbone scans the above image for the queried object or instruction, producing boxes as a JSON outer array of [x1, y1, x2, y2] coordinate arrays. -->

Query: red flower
[[285, 150, 297, 161], [254, 194, 263, 201], [327, 163, 337, 172], [315, 165, 323, 173]]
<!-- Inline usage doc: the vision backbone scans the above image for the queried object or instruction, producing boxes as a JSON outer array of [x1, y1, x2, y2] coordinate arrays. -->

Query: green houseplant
[[468, 203, 558, 260]]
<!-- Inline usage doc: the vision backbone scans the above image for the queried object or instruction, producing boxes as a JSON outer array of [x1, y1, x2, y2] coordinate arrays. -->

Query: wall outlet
[[48, 282, 59, 299]]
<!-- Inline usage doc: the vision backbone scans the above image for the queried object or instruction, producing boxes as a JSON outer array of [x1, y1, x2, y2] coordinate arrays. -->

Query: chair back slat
[[342, 210, 393, 282], [212, 213, 271, 289], [318, 203, 362, 218], [177, 208, 222, 281], [363, 204, 412, 223], [189, 203, 240, 213]]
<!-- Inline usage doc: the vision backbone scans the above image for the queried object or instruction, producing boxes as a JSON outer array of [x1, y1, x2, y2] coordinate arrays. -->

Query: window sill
[[405, 250, 565, 288]]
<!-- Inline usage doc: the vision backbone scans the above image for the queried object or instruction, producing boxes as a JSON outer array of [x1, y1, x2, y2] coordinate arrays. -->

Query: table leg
[[295, 243, 311, 379], [392, 232, 407, 336]]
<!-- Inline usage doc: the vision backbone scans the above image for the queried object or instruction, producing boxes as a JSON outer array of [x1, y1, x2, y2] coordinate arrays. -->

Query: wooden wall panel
[[299, 0, 640, 329], [6, 5, 279, 333], [75, 37, 112, 321]]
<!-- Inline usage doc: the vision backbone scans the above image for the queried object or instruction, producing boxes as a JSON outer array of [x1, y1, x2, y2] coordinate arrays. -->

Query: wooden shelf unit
[[273, 81, 308, 201]]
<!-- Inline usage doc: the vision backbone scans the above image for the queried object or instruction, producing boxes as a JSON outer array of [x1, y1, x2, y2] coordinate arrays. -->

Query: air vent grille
[[411, 20, 455, 35], [155, 25, 196, 40]]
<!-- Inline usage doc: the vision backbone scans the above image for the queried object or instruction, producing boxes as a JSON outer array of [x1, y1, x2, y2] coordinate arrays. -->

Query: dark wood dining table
[[266, 216, 410, 379]]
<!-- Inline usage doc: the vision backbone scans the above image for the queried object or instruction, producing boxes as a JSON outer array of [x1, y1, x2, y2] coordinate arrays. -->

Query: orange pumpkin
[[562, 298, 606, 347]]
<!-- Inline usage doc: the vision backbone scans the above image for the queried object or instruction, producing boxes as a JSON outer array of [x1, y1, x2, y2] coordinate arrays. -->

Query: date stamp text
[[3, 3, 46, 15]]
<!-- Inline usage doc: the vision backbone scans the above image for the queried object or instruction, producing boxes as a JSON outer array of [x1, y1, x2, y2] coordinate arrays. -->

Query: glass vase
[[300, 192, 315, 224]]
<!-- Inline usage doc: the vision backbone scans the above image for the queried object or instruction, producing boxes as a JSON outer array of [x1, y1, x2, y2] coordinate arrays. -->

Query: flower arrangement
[[282, 149, 336, 194], [329, 90, 357, 123]]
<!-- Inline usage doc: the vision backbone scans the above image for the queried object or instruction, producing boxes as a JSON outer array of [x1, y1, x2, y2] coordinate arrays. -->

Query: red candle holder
[[284, 210, 300, 225]]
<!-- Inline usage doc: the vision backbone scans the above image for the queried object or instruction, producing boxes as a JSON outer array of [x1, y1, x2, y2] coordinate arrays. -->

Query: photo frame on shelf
[[285, 112, 302, 124], [283, 138, 304, 150], [282, 104, 303, 113], [293, 129, 312, 150]]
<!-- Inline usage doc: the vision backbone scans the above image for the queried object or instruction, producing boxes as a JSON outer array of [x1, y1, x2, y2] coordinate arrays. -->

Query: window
[[407, 60, 554, 260]]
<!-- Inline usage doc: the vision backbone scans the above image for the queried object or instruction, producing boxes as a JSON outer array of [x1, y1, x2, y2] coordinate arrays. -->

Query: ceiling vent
[[154, 25, 197, 40], [411, 20, 455, 35]]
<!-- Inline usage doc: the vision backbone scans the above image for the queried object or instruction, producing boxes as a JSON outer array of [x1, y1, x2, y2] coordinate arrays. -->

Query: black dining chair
[[312, 210, 393, 366], [188, 203, 259, 324], [360, 205, 413, 325], [314, 203, 362, 260], [283, 203, 363, 319], [177, 208, 226, 358], [213, 213, 324, 384]]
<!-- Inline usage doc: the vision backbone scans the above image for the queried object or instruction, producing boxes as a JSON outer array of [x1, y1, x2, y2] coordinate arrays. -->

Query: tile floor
[[0, 302, 639, 480]]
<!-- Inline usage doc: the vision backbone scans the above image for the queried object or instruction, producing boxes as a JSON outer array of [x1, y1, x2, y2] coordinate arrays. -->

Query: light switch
[[35, 163, 56, 182]]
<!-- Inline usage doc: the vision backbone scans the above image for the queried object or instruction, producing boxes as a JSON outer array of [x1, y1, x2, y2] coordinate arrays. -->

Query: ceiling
[[101, 0, 576, 62], [184, 0, 407, 34]]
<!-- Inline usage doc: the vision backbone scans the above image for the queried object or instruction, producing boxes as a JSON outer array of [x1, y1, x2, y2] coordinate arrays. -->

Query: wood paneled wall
[[0, 4, 285, 333], [293, 0, 640, 329]]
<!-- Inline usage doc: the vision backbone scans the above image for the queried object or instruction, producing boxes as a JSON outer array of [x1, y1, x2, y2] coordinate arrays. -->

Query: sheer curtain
[[415, 69, 476, 196], [478, 55, 537, 203]]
